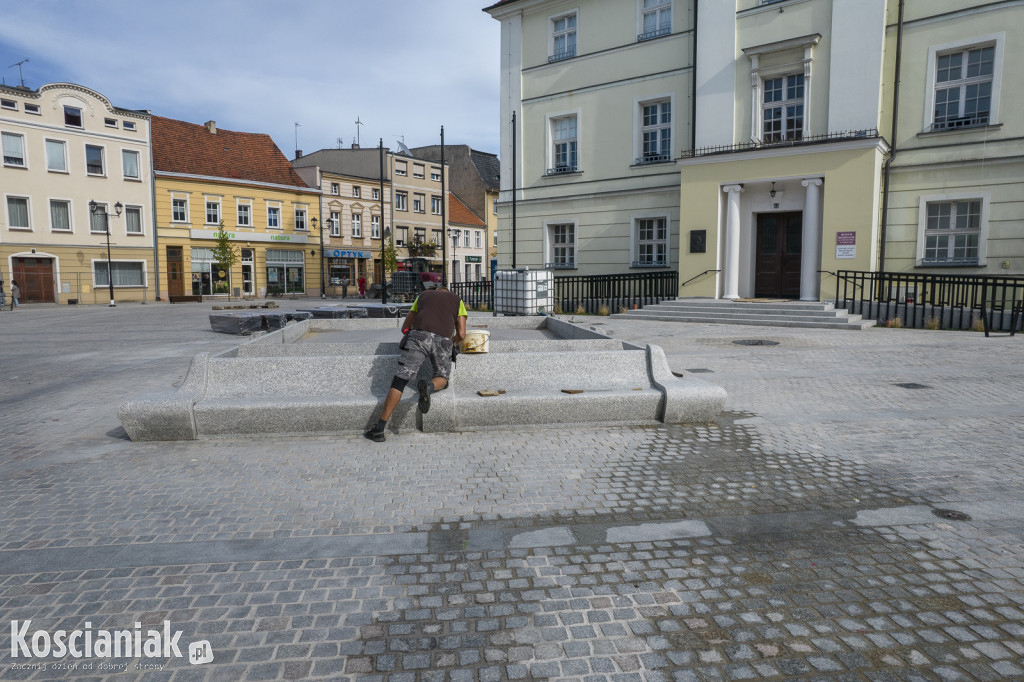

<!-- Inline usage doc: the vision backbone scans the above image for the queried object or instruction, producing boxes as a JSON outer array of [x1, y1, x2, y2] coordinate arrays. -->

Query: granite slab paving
[[0, 302, 1022, 680]]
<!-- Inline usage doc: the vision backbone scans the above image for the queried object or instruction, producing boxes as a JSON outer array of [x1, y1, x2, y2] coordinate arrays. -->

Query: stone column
[[722, 185, 744, 300], [800, 178, 823, 301]]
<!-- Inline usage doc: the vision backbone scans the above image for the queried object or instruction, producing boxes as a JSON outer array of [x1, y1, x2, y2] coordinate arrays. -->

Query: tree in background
[[211, 222, 239, 297]]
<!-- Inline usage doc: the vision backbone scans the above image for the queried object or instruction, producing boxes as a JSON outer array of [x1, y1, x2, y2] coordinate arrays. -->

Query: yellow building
[[152, 117, 321, 301], [1, 82, 154, 304]]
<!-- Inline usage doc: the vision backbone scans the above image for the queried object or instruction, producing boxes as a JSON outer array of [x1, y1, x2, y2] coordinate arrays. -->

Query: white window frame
[[2, 131, 27, 168], [237, 199, 252, 227], [104, 117, 117, 128], [266, 202, 282, 229], [49, 198, 73, 233], [395, 161, 407, 176], [372, 188, 380, 200], [0, 98, 16, 111], [371, 214, 380, 239], [92, 259, 147, 288], [744, 35, 819, 144], [171, 196, 189, 224], [205, 197, 222, 225], [24, 103, 40, 115], [330, 211, 341, 236], [121, 148, 140, 180], [630, 214, 670, 267], [760, 73, 805, 143], [475, 230, 482, 249], [430, 168, 441, 182], [395, 191, 408, 211], [543, 219, 577, 269], [122, 121, 137, 132], [4, 195, 31, 230], [89, 201, 109, 233], [432, 196, 442, 215], [331, 182, 340, 195], [915, 191, 989, 267], [549, 9, 578, 62], [637, 0, 672, 42], [63, 105, 83, 128], [634, 95, 673, 164], [352, 213, 362, 238], [546, 110, 581, 174], [352, 185, 361, 198], [923, 34, 1003, 133], [463, 231, 471, 248], [413, 164, 425, 179], [84, 143, 106, 176], [45, 139, 67, 173], [124, 205, 144, 235], [294, 205, 308, 231], [413, 193, 425, 213]]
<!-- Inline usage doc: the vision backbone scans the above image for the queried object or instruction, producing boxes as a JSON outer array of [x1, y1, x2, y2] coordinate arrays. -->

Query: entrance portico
[[719, 177, 824, 301]]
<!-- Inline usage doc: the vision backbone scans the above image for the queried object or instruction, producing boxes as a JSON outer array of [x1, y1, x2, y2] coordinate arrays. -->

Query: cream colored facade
[[489, 0, 1023, 301], [486, 0, 691, 274], [0, 83, 154, 304]]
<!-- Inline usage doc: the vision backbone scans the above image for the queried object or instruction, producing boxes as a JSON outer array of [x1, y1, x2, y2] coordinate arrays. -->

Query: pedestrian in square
[[364, 286, 467, 442], [9, 280, 20, 310]]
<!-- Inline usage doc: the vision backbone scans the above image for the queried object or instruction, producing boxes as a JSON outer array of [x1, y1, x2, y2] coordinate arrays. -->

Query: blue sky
[[0, 0, 502, 156]]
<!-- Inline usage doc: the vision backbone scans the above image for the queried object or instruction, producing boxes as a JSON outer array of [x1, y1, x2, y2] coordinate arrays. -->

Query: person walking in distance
[[357, 276, 366, 299], [9, 280, 20, 310], [364, 286, 467, 442]]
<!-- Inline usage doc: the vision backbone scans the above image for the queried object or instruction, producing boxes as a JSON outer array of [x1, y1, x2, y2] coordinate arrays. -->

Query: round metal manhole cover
[[732, 339, 779, 346], [932, 508, 972, 521]]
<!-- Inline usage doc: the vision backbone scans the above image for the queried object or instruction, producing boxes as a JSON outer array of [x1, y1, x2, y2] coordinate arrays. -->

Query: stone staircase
[[611, 298, 877, 330]]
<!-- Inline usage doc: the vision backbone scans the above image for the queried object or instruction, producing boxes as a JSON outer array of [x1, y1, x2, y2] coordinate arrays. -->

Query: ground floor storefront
[[1, 245, 156, 305]]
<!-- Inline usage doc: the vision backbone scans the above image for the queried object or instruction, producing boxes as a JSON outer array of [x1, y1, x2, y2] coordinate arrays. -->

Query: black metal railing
[[449, 280, 493, 310], [553, 270, 678, 314], [681, 129, 879, 159], [833, 270, 1024, 335], [680, 269, 720, 288]]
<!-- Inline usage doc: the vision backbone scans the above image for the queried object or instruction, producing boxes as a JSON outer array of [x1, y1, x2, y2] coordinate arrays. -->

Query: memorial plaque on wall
[[689, 230, 707, 254]]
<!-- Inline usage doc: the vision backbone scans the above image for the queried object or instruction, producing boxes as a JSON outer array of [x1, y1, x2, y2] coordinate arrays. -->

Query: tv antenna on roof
[[8, 59, 28, 87], [336, 137, 343, 149], [354, 117, 364, 147]]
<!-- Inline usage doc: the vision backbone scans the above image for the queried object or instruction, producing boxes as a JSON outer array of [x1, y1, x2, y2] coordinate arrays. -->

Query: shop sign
[[465, 256, 482, 263], [836, 231, 856, 259], [328, 249, 371, 259], [189, 229, 308, 244]]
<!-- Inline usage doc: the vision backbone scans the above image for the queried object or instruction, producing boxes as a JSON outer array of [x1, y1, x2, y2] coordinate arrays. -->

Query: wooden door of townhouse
[[13, 257, 55, 303], [755, 212, 803, 299], [166, 246, 184, 299]]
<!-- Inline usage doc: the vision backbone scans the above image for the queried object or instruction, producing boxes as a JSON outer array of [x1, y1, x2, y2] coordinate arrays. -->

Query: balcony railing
[[548, 48, 576, 63], [545, 164, 579, 176], [930, 115, 989, 132], [637, 27, 671, 42], [681, 129, 879, 158], [634, 153, 673, 165]]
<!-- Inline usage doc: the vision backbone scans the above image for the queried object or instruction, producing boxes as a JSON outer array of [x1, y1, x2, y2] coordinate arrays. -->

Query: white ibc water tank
[[493, 268, 554, 316]]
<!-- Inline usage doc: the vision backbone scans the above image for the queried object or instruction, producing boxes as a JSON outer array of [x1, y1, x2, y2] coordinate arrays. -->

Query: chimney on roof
[[295, 150, 303, 158], [204, 120, 216, 134]]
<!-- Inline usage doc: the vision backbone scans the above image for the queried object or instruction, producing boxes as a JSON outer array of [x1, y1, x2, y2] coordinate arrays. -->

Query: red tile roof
[[152, 116, 310, 188], [449, 194, 486, 227]]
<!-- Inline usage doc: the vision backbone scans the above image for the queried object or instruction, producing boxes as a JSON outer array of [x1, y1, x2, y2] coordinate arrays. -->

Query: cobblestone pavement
[[1, 301, 1022, 680]]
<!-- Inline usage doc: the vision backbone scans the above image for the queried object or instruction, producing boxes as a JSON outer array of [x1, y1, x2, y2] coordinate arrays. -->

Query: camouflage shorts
[[395, 330, 454, 382]]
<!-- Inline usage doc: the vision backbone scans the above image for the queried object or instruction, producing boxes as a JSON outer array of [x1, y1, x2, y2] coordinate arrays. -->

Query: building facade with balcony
[[485, 0, 690, 276], [152, 117, 321, 300], [0, 83, 154, 304], [293, 147, 450, 284]]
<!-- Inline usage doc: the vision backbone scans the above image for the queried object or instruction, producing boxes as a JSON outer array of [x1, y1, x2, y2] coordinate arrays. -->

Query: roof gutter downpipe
[[691, 0, 698, 153], [879, 0, 905, 273]]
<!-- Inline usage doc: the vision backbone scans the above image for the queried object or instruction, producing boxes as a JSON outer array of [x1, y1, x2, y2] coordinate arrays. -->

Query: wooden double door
[[13, 257, 55, 303], [755, 212, 802, 299]]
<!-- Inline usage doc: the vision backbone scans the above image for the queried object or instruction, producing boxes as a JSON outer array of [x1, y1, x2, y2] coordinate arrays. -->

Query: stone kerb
[[116, 316, 727, 440]]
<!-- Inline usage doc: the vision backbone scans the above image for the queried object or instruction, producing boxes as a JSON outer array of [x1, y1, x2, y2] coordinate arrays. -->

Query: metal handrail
[[680, 269, 720, 288]]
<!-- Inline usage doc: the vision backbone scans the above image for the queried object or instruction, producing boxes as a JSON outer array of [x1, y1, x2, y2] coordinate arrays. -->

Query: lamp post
[[89, 200, 122, 307], [312, 216, 327, 299], [449, 228, 461, 284]]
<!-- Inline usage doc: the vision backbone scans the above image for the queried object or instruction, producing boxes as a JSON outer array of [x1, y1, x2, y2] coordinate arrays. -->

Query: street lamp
[[89, 200, 122, 307], [448, 228, 461, 284], [313, 216, 328, 299]]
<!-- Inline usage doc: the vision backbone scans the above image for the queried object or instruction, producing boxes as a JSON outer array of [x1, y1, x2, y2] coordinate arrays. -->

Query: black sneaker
[[418, 380, 432, 414], [363, 428, 386, 442]]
